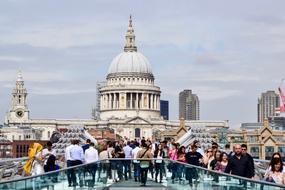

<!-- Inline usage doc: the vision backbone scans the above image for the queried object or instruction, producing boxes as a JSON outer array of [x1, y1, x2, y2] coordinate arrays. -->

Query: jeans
[[133, 162, 140, 180], [155, 163, 163, 182], [171, 163, 178, 180], [87, 163, 98, 184], [98, 162, 111, 180], [66, 160, 72, 185], [69, 160, 83, 186], [116, 160, 124, 180], [123, 160, 131, 179], [177, 164, 184, 179], [140, 167, 148, 185], [186, 167, 198, 184]]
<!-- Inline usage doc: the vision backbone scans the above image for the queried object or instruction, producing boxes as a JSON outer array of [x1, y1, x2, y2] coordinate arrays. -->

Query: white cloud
[[0, 70, 70, 82], [30, 87, 96, 95], [0, 55, 28, 62]]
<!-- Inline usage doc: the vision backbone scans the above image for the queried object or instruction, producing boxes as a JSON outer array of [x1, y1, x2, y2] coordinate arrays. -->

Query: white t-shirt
[[84, 147, 98, 163], [42, 148, 57, 165], [132, 147, 141, 163], [32, 152, 44, 176]]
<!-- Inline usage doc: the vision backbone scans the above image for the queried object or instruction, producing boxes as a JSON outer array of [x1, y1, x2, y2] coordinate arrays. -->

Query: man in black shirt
[[241, 144, 255, 179], [225, 144, 250, 177], [185, 144, 203, 186], [225, 144, 253, 188], [225, 144, 252, 177]]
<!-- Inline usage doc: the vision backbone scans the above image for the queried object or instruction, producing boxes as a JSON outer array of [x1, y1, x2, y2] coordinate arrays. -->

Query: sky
[[0, 0, 285, 128]]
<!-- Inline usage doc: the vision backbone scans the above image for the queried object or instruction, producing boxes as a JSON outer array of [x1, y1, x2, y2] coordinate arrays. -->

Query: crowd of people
[[23, 137, 285, 187]]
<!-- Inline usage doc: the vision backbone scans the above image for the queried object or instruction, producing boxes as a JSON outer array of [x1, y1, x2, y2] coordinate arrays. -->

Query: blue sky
[[0, 0, 285, 128]]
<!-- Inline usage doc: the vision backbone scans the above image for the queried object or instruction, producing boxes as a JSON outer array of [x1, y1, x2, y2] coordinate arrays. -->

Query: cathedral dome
[[107, 15, 152, 76], [108, 51, 152, 74]]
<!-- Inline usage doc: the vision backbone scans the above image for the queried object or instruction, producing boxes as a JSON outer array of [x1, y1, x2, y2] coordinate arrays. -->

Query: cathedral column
[[130, 93, 133, 109], [108, 93, 112, 109], [140, 93, 143, 108], [112, 93, 115, 109], [104, 94, 109, 110], [150, 94, 153, 109], [110, 93, 112, 109], [106, 94, 108, 109], [136, 93, 139, 109], [114, 93, 117, 109], [157, 95, 160, 110], [100, 95, 103, 110], [153, 95, 156, 110], [116, 93, 119, 109]]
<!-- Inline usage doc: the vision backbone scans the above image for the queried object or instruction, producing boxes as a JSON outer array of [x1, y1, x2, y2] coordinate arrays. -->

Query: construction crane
[[276, 79, 285, 113]]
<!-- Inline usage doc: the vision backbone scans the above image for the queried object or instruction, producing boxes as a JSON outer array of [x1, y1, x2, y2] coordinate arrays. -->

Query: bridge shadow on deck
[[108, 179, 168, 190]]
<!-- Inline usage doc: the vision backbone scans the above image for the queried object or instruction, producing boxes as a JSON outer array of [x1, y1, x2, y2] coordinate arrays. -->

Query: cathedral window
[[18, 95, 21, 104]]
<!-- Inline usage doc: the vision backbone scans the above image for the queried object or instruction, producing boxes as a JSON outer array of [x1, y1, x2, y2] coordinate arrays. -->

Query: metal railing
[[0, 158, 284, 190]]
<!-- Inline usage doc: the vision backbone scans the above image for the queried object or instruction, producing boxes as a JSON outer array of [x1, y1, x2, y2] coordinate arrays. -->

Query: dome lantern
[[124, 15, 137, 52]]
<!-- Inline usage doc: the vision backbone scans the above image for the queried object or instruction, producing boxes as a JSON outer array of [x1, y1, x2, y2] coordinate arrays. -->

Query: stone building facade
[[227, 119, 285, 160], [3, 17, 228, 141]]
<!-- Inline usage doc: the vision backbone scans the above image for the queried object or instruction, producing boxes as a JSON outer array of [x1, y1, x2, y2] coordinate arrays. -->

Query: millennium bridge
[[0, 157, 284, 190]]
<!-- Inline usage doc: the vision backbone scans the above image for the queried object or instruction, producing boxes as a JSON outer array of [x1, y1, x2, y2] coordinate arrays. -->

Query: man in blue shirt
[[82, 139, 91, 153]]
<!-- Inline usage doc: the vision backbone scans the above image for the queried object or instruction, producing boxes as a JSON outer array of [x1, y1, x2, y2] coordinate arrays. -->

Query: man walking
[[123, 141, 133, 180], [84, 142, 99, 186], [137, 142, 153, 186], [69, 139, 84, 187], [185, 144, 203, 186], [225, 144, 254, 188]]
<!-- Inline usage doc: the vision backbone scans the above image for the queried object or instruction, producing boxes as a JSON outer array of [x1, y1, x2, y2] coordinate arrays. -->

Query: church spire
[[124, 15, 137, 52], [13, 71, 28, 108], [17, 70, 23, 82]]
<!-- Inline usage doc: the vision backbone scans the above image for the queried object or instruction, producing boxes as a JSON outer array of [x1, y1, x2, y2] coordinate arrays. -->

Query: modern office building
[[257, 91, 280, 122], [179, 90, 200, 120], [160, 100, 169, 120]]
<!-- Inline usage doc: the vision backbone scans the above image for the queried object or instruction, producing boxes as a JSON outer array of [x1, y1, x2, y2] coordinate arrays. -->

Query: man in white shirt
[[123, 141, 133, 180], [84, 142, 98, 186], [132, 142, 141, 182], [69, 139, 84, 187], [42, 141, 57, 167], [65, 140, 75, 187]]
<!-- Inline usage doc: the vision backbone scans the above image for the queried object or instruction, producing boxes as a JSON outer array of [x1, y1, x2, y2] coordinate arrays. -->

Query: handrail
[[0, 158, 285, 188], [254, 159, 270, 163], [0, 157, 28, 163]]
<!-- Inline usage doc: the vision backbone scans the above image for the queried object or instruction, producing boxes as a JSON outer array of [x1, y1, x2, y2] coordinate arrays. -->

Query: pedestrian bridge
[[0, 158, 284, 190]]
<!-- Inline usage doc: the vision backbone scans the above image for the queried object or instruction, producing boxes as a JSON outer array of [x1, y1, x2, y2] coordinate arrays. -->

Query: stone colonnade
[[101, 92, 160, 110]]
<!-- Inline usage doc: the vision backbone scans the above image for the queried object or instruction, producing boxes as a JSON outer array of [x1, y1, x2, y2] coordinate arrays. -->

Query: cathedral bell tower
[[5, 71, 30, 124]]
